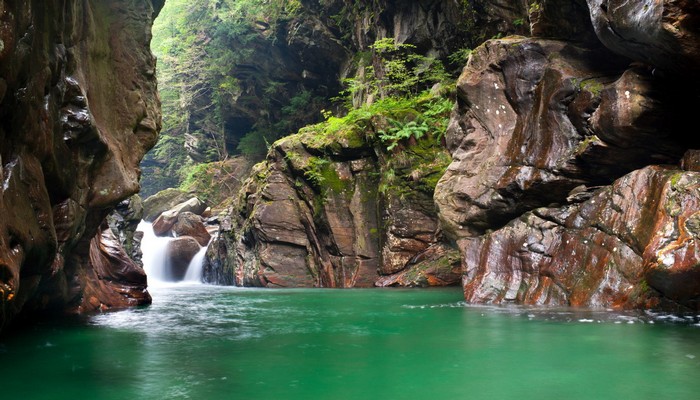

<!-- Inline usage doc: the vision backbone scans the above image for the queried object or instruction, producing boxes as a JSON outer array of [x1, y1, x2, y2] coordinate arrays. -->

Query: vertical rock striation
[[436, 0, 700, 310], [0, 0, 162, 330]]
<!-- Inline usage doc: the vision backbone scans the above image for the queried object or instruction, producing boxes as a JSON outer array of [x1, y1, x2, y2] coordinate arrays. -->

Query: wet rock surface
[[459, 167, 700, 309], [172, 212, 211, 247], [0, 0, 161, 330], [167, 237, 202, 281]]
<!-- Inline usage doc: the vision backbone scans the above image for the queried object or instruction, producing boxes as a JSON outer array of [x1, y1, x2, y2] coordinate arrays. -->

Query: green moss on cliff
[[179, 157, 253, 208]]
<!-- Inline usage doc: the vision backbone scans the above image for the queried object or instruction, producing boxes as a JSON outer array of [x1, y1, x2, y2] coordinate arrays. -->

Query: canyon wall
[[204, 0, 529, 288], [206, 0, 700, 311], [0, 0, 162, 330], [435, 0, 700, 310]]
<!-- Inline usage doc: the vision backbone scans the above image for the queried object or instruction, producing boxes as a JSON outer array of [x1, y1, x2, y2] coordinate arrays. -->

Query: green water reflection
[[1, 285, 699, 399]]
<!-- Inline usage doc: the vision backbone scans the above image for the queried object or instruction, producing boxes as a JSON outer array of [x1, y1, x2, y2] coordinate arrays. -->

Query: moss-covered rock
[[143, 188, 190, 222], [206, 92, 460, 288]]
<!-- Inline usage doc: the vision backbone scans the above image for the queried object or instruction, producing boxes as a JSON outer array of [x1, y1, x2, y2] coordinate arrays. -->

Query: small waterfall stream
[[183, 246, 207, 282], [137, 220, 208, 284]]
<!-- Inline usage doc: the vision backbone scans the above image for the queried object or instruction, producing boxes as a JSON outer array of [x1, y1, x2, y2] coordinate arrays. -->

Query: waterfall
[[137, 220, 209, 284], [183, 246, 207, 283], [138, 220, 173, 284]]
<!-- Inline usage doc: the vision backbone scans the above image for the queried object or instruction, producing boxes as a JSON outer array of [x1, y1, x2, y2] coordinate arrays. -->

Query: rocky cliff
[[203, 0, 530, 287], [435, 0, 700, 310], [205, 93, 462, 287], [205, 0, 700, 311], [0, 0, 162, 331]]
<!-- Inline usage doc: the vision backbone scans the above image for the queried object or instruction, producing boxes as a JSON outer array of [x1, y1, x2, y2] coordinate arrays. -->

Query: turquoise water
[[1, 285, 699, 399]]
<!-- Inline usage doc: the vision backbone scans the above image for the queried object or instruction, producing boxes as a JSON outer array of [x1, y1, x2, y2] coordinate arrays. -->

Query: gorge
[[1, 0, 700, 397]]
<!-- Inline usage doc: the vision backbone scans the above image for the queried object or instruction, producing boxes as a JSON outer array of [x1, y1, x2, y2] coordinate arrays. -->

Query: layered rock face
[[0, 1, 161, 330], [205, 107, 461, 288], [202, 0, 530, 288], [436, 0, 700, 310], [205, 0, 700, 310]]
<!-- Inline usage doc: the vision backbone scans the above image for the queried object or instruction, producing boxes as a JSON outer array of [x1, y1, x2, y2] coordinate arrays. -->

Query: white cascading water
[[137, 220, 173, 284], [183, 246, 207, 283], [137, 220, 209, 284]]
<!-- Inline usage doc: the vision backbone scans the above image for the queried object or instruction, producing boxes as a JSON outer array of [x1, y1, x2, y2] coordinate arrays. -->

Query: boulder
[[142, 188, 190, 222], [172, 212, 211, 246], [152, 210, 178, 237], [170, 197, 208, 217], [167, 237, 202, 281], [151, 198, 208, 237]]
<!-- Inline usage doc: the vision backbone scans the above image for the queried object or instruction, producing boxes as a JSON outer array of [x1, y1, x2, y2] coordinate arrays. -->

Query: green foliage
[[237, 130, 271, 158], [143, 0, 317, 193], [340, 38, 451, 105], [447, 48, 472, 67], [288, 90, 453, 200], [377, 94, 453, 151], [379, 121, 429, 150], [178, 159, 250, 206]]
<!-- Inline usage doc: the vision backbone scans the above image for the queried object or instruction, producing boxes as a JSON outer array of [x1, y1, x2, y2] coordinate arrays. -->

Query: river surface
[[1, 284, 699, 399]]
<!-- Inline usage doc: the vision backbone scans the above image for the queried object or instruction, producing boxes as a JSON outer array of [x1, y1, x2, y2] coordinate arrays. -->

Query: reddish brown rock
[[435, 37, 686, 240], [81, 224, 151, 313], [152, 210, 178, 237], [0, 0, 161, 331], [375, 244, 462, 287], [587, 0, 700, 80], [380, 198, 439, 275], [167, 237, 202, 281], [172, 212, 211, 246], [459, 166, 700, 310], [151, 198, 208, 237], [681, 150, 700, 172]]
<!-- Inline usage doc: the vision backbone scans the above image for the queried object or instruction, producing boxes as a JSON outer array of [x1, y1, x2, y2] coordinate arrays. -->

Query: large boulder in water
[[152, 210, 178, 237], [167, 237, 202, 281], [172, 212, 211, 246], [152, 198, 209, 238]]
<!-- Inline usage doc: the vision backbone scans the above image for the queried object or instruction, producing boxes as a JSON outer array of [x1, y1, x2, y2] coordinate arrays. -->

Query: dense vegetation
[[141, 0, 319, 196], [140, 0, 480, 201]]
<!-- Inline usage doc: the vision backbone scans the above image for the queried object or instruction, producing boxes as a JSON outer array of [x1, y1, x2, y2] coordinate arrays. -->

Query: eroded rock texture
[[460, 167, 700, 309], [587, 0, 700, 80], [0, 1, 161, 330], [202, 0, 530, 288], [436, 0, 700, 310], [205, 118, 458, 288]]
